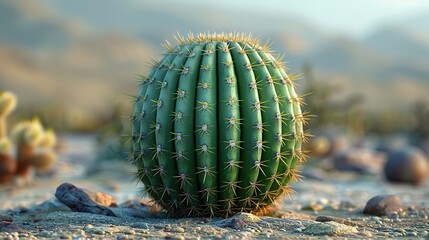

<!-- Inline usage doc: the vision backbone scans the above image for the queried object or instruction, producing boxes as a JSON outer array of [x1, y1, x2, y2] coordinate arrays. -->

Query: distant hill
[[1, 0, 429, 127], [365, 26, 429, 64], [0, 0, 85, 50]]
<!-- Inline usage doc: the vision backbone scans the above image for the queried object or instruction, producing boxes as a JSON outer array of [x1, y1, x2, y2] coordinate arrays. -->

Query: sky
[[43, 0, 429, 39], [140, 0, 429, 38]]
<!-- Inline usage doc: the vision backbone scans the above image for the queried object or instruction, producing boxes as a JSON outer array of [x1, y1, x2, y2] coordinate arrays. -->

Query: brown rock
[[384, 147, 429, 184], [55, 182, 116, 217], [363, 195, 403, 216], [81, 188, 117, 207]]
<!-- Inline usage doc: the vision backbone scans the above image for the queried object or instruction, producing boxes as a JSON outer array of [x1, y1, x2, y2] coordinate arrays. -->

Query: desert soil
[[1, 135, 428, 239]]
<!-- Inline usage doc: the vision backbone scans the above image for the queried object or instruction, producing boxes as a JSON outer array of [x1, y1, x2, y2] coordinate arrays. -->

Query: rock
[[81, 188, 117, 207], [130, 222, 149, 229], [0, 214, 13, 222], [117, 233, 128, 240], [363, 195, 403, 216], [384, 147, 429, 184], [232, 212, 261, 223], [83, 224, 121, 234], [303, 221, 358, 236], [333, 148, 386, 174], [223, 218, 247, 230], [315, 216, 358, 226], [213, 212, 260, 230], [28, 198, 70, 213], [55, 182, 116, 217], [0, 221, 26, 233]]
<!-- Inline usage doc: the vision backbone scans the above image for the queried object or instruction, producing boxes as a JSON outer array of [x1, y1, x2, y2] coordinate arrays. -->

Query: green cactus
[[0, 137, 16, 184], [30, 128, 57, 173], [131, 33, 308, 217], [11, 118, 57, 177], [0, 91, 17, 138]]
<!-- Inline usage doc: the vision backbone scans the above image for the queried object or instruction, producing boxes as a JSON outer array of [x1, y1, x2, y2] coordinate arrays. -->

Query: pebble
[[170, 235, 185, 240], [83, 225, 121, 235], [172, 227, 185, 233], [303, 221, 358, 236], [125, 229, 136, 235], [360, 231, 372, 237], [130, 222, 149, 229], [60, 233, 72, 239], [213, 212, 260, 230], [117, 233, 128, 240], [232, 212, 261, 223], [363, 195, 403, 216]]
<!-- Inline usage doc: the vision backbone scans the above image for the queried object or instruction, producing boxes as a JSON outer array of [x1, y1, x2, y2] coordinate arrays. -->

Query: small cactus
[[12, 118, 44, 177], [0, 137, 16, 183], [0, 91, 17, 138], [11, 118, 57, 177], [31, 129, 57, 173], [130, 33, 308, 217]]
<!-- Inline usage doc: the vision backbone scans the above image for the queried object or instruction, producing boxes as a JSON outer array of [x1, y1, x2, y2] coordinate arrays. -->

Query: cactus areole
[[131, 33, 307, 217]]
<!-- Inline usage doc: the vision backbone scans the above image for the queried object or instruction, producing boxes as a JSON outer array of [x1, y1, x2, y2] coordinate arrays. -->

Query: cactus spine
[[131, 33, 308, 217]]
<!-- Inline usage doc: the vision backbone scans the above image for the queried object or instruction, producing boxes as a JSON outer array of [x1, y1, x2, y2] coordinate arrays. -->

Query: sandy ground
[[1, 135, 428, 239]]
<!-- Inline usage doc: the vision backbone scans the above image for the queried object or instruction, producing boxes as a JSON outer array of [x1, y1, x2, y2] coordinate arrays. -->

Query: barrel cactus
[[131, 33, 308, 217]]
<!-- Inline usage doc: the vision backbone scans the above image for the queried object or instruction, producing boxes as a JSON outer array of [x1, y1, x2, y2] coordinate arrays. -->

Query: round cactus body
[[131, 33, 307, 217]]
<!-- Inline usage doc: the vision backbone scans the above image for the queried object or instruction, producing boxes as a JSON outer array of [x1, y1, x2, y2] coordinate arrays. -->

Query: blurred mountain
[[365, 26, 429, 64], [44, 0, 330, 53], [0, 0, 154, 129], [1, 0, 429, 130], [0, 0, 85, 50]]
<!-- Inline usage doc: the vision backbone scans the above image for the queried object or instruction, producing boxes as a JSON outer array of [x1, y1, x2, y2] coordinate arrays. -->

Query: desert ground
[[1, 135, 428, 240]]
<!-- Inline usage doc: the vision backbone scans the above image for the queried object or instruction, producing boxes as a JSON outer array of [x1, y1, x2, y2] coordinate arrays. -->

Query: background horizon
[[1, 0, 429, 133]]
